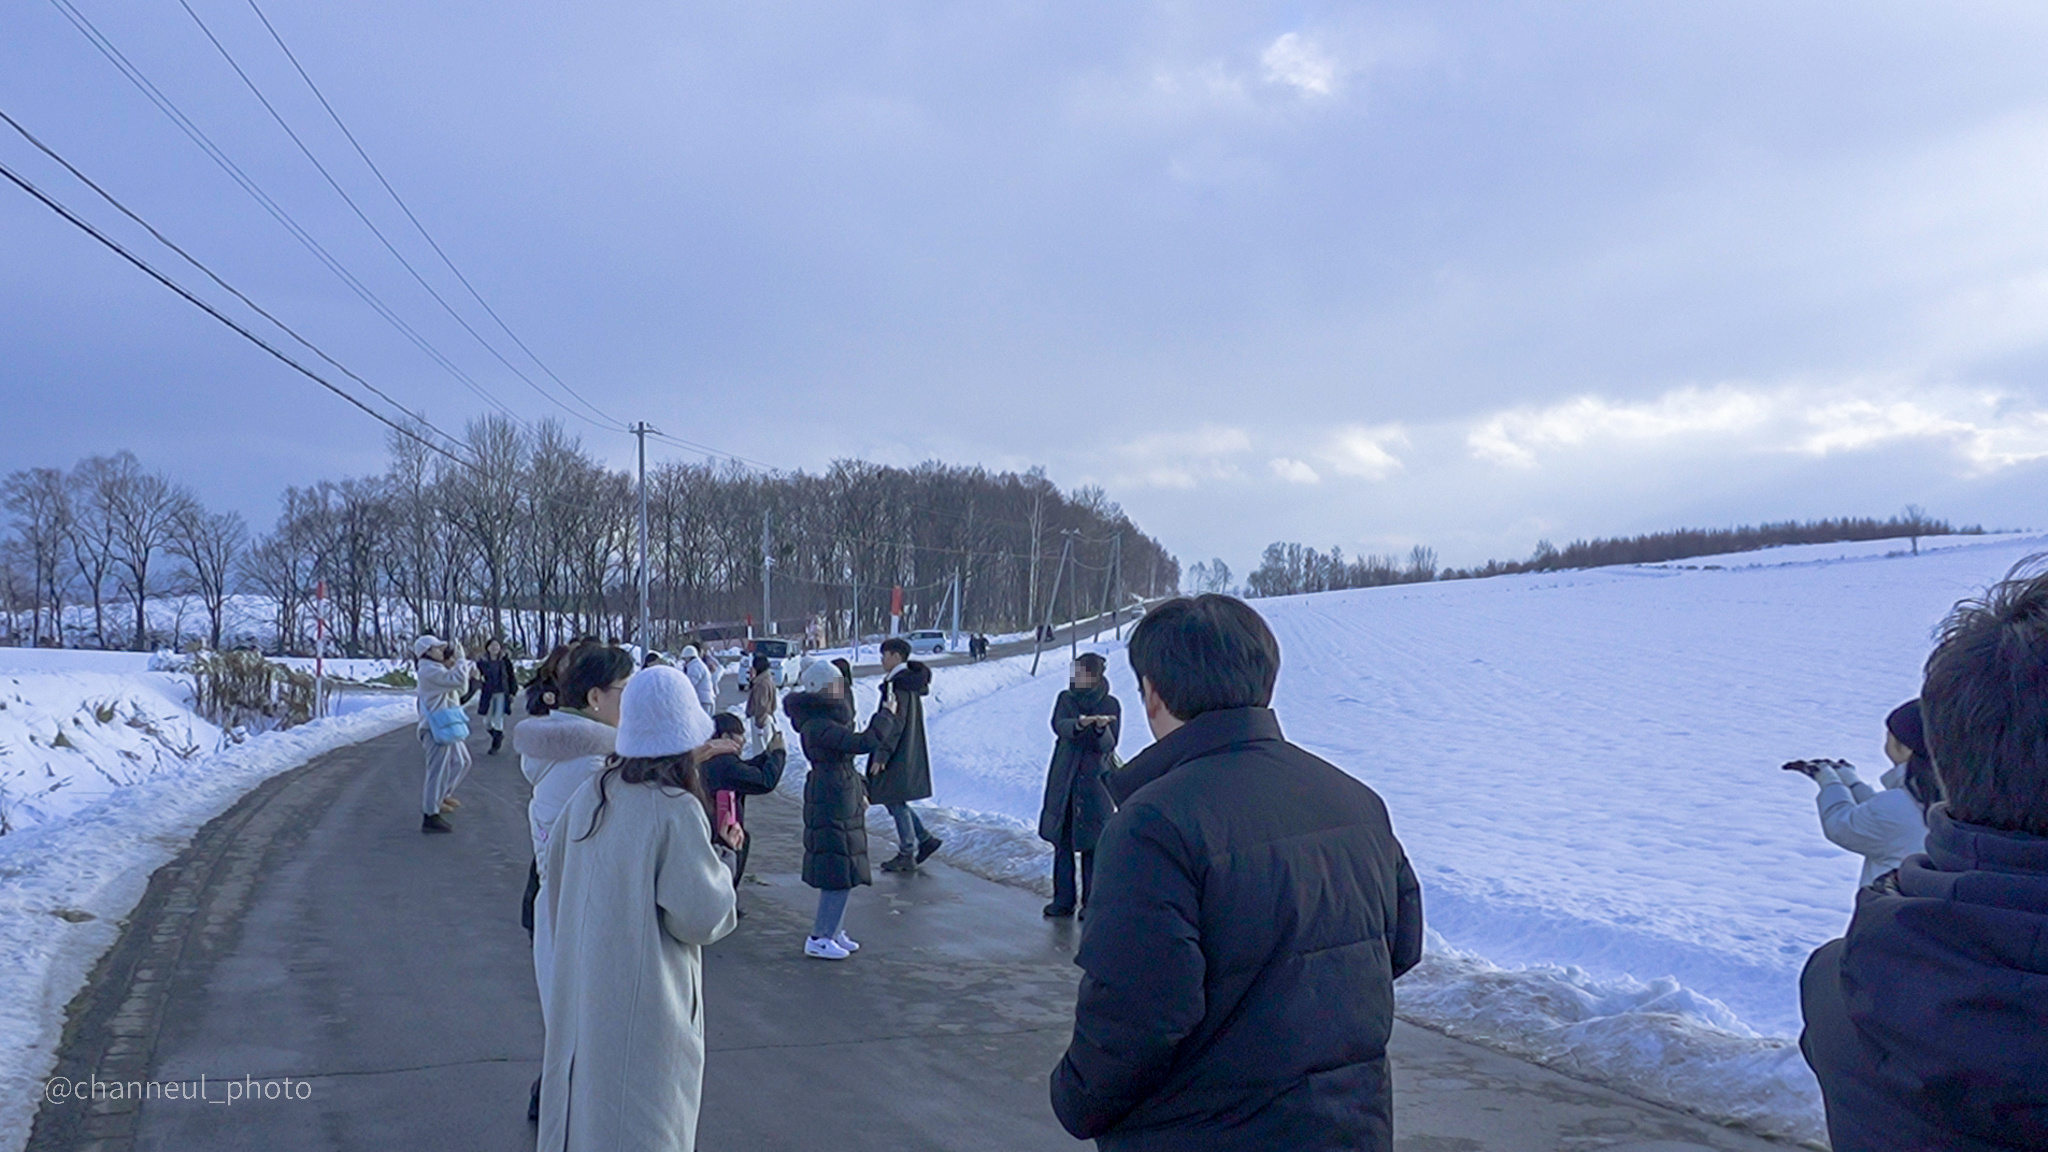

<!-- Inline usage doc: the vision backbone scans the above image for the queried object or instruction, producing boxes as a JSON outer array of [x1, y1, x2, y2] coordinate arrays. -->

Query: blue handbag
[[426, 705, 471, 745]]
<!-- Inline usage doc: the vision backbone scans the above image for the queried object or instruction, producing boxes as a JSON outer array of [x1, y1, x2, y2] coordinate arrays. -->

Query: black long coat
[[786, 690, 899, 891], [1799, 805, 2048, 1152], [1050, 707, 1424, 1152], [1038, 688, 1120, 849], [865, 661, 932, 807]]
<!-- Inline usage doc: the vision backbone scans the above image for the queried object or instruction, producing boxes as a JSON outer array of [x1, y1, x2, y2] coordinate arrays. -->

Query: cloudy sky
[[5, 1, 2048, 574]]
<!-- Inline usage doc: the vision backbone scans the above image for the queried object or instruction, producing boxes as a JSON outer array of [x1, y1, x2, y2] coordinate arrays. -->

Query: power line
[[45, 0, 531, 427], [0, 153, 472, 470], [170, 0, 612, 433], [0, 107, 468, 461], [238, 0, 624, 432]]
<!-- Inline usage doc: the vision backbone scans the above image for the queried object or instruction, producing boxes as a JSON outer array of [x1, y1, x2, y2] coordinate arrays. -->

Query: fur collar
[[784, 689, 852, 728], [513, 710, 616, 778], [885, 660, 932, 696]]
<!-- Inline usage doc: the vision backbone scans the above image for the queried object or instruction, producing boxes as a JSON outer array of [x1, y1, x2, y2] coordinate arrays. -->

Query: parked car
[[905, 630, 950, 656], [744, 636, 804, 686]]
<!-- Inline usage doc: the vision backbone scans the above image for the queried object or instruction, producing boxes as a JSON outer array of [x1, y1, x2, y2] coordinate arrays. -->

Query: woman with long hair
[[784, 659, 898, 960], [538, 665, 742, 1152]]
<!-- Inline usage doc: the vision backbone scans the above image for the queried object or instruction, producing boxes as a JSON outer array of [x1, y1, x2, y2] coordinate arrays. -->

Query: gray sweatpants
[[419, 729, 473, 816]]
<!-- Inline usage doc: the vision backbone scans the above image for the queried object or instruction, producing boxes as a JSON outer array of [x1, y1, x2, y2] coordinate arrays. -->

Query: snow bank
[[0, 657, 414, 1152], [886, 531, 2048, 1143], [1397, 932, 1826, 1146]]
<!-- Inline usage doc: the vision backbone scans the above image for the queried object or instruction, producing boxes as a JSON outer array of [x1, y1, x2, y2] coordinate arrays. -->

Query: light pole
[[630, 422, 655, 653]]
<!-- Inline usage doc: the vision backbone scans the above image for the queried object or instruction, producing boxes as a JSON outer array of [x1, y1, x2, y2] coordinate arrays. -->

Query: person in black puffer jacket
[[1800, 563, 2048, 1152], [785, 660, 899, 961], [1050, 595, 1423, 1152]]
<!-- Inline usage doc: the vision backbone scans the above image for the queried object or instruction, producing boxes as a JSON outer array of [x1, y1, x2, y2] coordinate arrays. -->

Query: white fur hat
[[680, 644, 700, 659], [797, 659, 842, 694], [614, 665, 715, 758], [413, 634, 443, 658]]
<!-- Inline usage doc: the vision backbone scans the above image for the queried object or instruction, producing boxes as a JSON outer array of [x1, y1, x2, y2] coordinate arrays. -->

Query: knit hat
[[1885, 699, 1929, 761], [614, 665, 715, 758], [413, 634, 443, 658], [797, 659, 842, 694], [681, 644, 700, 660]]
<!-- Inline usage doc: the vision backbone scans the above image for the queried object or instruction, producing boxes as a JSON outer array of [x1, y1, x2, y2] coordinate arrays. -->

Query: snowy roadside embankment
[[0, 651, 413, 1152]]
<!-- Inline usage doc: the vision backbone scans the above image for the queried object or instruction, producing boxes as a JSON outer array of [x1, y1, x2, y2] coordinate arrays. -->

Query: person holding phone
[[537, 664, 742, 1152], [1782, 699, 1938, 889], [1038, 652, 1121, 918]]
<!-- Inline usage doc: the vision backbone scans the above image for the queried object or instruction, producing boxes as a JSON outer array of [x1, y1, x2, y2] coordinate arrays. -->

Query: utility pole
[[631, 422, 654, 653], [950, 567, 961, 643], [1030, 533, 1073, 676], [761, 509, 772, 638], [1112, 533, 1124, 640], [1026, 489, 1043, 627], [850, 568, 860, 665]]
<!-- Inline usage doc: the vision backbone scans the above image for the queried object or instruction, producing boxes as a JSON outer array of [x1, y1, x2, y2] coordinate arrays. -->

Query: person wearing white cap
[[413, 634, 475, 833], [782, 657, 900, 960], [537, 665, 743, 1152], [679, 644, 717, 711]]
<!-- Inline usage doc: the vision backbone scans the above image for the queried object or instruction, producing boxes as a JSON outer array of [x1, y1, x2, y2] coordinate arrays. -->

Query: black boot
[[422, 813, 454, 833], [916, 835, 943, 863], [488, 729, 503, 755], [880, 849, 916, 872]]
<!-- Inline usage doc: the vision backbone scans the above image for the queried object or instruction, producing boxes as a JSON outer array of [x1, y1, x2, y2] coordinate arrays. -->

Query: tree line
[[1228, 512, 1980, 599], [1, 416, 1177, 656]]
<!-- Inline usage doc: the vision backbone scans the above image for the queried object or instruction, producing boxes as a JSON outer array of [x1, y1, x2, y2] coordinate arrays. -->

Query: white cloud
[[1270, 457, 1321, 483], [1115, 425, 1252, 488], [1261, 33, 1340, 98], [1468, 387, 1773, 467], [1467, 383, 2048, 471], [1320, 424, 1409, 478]]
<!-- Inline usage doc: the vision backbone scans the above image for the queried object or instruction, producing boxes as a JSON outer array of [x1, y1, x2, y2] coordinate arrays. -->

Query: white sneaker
[[832, 930, 860, 953], [804, 935, 850, 960]]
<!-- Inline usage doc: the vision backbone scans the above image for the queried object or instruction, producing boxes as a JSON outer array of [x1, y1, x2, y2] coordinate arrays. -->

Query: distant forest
[[1230, 512, 1983, 599], [0, 417, 1176, 656]]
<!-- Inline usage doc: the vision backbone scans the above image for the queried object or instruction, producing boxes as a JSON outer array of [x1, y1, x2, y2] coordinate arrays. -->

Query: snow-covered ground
[[0, 648, 415, 1150], [840, 529, 2046, 1146]]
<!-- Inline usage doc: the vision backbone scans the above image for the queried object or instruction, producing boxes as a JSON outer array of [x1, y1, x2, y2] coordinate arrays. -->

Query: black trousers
[[1051, 819, 1094, 912]]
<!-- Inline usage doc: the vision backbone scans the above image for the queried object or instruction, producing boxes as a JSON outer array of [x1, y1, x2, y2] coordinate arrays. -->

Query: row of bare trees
[[1, 451, 248, 650], [2, 416, 1178, 656]]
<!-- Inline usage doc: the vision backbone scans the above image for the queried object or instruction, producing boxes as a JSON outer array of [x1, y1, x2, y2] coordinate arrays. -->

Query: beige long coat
[[538, 774, 738, 1152]]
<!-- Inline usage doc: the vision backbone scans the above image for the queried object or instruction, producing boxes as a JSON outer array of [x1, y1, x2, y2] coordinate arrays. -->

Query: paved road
[[27, 721, 1795, 1152]]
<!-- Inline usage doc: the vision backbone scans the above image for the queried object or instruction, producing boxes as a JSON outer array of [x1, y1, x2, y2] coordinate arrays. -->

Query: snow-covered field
[[0, 647, 414, 1151], [856, 530, 2048, 1146]]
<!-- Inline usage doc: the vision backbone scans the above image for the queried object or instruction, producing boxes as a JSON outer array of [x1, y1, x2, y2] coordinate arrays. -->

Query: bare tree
[[97, 453, 194, 650], [170, 504, 247, 650], [3, 467, 73, 646]]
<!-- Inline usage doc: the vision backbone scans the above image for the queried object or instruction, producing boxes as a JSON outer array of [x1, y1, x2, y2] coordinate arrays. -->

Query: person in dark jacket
[[1800, 563, 2048, 1152], [702, 710, 787, 892], [785, 659, 899, 960], [1038, 652, 1120, 918], [1050, 594, 1424, 1152], [475, 639, 518, 755], [871, 638, 943, 871]]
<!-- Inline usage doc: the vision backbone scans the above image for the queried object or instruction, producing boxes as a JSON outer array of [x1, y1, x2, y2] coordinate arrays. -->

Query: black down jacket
[[865, 660, 932, 807], [1037, 686, 1120, 850], [1800, 804, 2048, 1152], [1050, 706, 1424, 1152], [786, 689, 898, 892]]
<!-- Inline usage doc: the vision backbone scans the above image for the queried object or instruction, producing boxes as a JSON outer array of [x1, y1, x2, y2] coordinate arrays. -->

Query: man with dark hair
[[871, 636, 942, 871], [1801, 563, 2048, 1152], [1050, 595, 1423, 1151]]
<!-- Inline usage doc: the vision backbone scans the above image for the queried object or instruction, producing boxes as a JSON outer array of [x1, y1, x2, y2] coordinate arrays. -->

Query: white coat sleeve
[[655, 801, 739, 947], [1815, 784, 1919, 858]]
